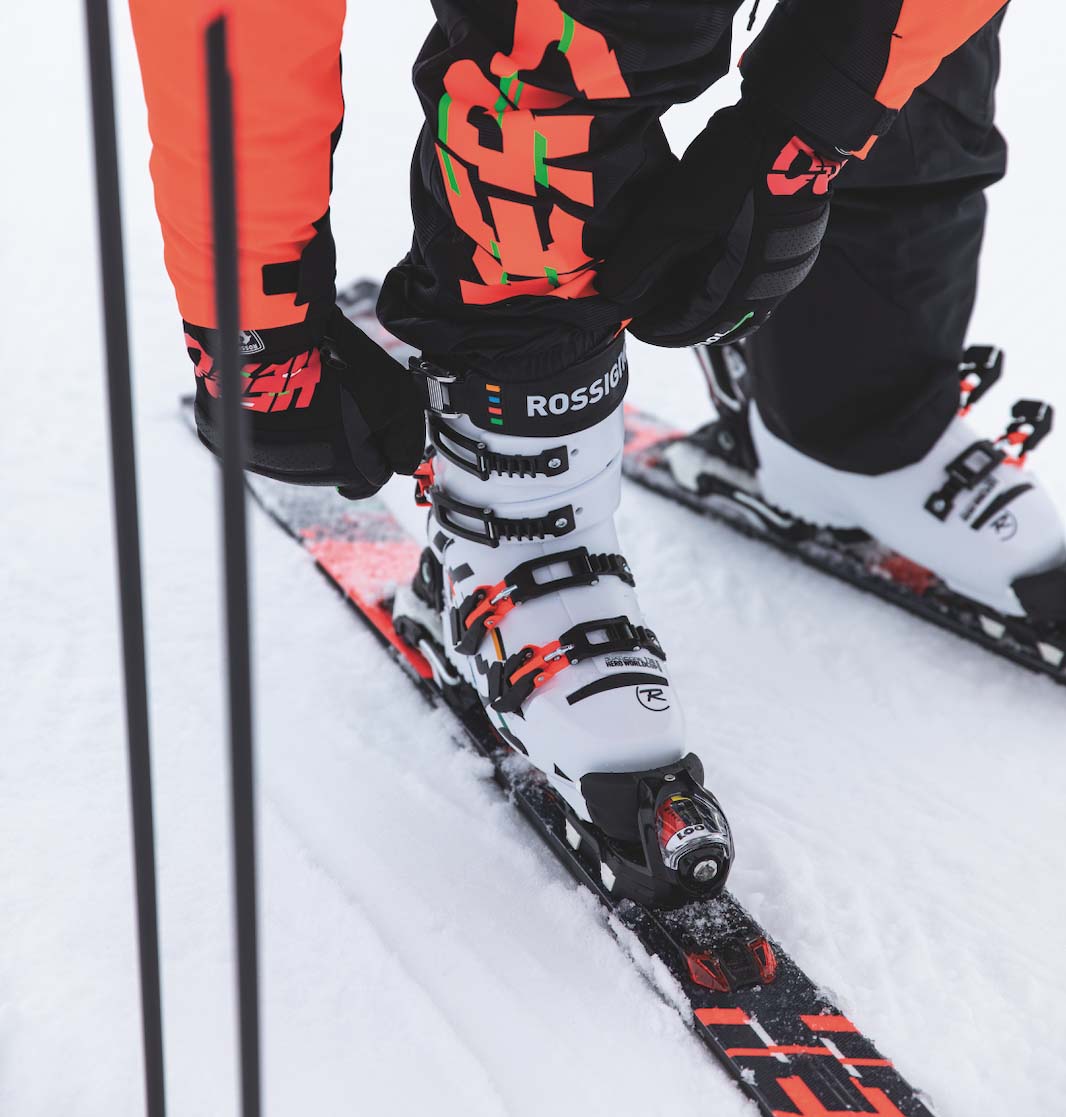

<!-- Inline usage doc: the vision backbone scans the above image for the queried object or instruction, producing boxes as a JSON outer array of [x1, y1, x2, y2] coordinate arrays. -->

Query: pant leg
[[129, 0, 345, 331], [745, 11, 1008, 475], [378, 0, 742, 383]]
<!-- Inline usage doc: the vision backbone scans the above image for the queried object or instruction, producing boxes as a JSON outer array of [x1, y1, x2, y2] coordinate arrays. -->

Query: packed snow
[[2, 3, 1064, 1115]]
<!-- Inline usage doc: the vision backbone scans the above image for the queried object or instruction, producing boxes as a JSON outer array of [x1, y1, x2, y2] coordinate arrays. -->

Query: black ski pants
[[747, 11, 1008, 473], [380, 3, 1007, 473]]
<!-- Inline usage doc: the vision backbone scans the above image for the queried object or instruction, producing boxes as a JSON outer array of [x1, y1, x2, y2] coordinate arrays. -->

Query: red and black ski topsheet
[[181, 396, 936, 1117]]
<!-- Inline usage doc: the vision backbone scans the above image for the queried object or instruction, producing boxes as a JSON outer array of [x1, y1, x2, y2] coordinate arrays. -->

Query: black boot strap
[[427, 412, 569, 481], [451, 548, 634, 655], [489, 616, 665, 716], [925, 439, 1005, 522], [432, 489, 576, 548]]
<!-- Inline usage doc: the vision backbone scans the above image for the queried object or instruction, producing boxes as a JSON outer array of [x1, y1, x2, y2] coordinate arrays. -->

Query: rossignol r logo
[[636, 685, 670, 712], [526, 352, 628, 418], [989, 510, 1018, 540]]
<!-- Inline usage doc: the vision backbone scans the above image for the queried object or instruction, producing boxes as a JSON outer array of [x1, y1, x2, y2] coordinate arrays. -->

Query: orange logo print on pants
[[435, 0, 630, 305]]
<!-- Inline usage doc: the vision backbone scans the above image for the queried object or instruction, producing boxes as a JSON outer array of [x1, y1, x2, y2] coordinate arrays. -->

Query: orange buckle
[[463, 580, 517, 635], [508, 640, 572, 692], [958, 376, 977, 417], [413, 458, 435, 507]]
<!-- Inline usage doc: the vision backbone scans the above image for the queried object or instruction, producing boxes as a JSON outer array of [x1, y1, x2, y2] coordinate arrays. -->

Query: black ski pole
[[205, 17, 262, 1117], [83, 1, 166, 1114]]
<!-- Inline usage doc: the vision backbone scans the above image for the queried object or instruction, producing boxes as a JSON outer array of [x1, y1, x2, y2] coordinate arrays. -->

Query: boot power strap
[[427, 412, 570, 481], [411, 335, 627, 437]]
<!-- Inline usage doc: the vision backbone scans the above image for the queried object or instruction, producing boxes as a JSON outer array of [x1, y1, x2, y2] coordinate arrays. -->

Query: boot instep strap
[[489, 616, 665, 716], [451, 549, 634, 655]]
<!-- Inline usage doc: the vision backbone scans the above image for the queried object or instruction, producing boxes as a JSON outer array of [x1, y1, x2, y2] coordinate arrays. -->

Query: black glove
[[186, 303, 425, 500], [597, 97, 846, 348]]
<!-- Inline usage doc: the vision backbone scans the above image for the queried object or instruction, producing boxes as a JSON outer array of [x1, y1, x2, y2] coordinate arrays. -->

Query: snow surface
[[2, 3, 1065, 1115]]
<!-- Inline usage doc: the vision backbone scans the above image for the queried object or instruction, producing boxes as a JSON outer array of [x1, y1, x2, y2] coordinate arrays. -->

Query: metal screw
[[555, 517, 568, 529], [692, 859, 719, 883], [547, 457, 562, 470], [664, 774, 675, 782]]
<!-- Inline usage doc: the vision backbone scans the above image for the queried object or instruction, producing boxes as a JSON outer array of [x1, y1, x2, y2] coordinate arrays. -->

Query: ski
[[621, 343, 1066, 687], [182, 400, 937, 1117]]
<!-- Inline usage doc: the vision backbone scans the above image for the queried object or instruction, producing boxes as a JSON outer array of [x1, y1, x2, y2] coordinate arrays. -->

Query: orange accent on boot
[[508, 640, 571, 692], [463, 581, 518, 636], [413, 459, 436, 508]]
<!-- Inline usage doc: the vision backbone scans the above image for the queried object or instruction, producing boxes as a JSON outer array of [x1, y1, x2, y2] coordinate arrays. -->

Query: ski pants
[[746, 10, 1008, 474], [378, 3, 1008, 474]]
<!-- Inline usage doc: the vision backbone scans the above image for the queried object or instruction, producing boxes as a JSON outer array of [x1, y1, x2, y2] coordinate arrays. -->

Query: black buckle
[[925, 439, 1005, 521], [427, 412, 569, 481], [432, 489, 576, 548], [958, 345, 1003, 414], [450, 549, 635, 655], [489, 616, 665, 716], [561, 616, 665, 665], [409, 357, 461, 417], [1000, 399, 1053, 461]]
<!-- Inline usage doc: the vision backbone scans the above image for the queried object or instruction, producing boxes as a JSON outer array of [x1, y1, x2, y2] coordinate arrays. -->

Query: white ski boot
[[748, 367, 1066, 621], [664, 343, 1066, 631], [394, 337, 732, 906]]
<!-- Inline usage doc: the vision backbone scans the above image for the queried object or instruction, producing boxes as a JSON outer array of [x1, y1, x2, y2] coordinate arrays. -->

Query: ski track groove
[[257, 792, 513, 1116]]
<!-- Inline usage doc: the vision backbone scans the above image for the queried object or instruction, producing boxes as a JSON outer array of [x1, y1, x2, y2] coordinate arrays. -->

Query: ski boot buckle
[[996, 399, 1053, 468], [925, 440, 1005, 521], [958, 345, 1003, 416]]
